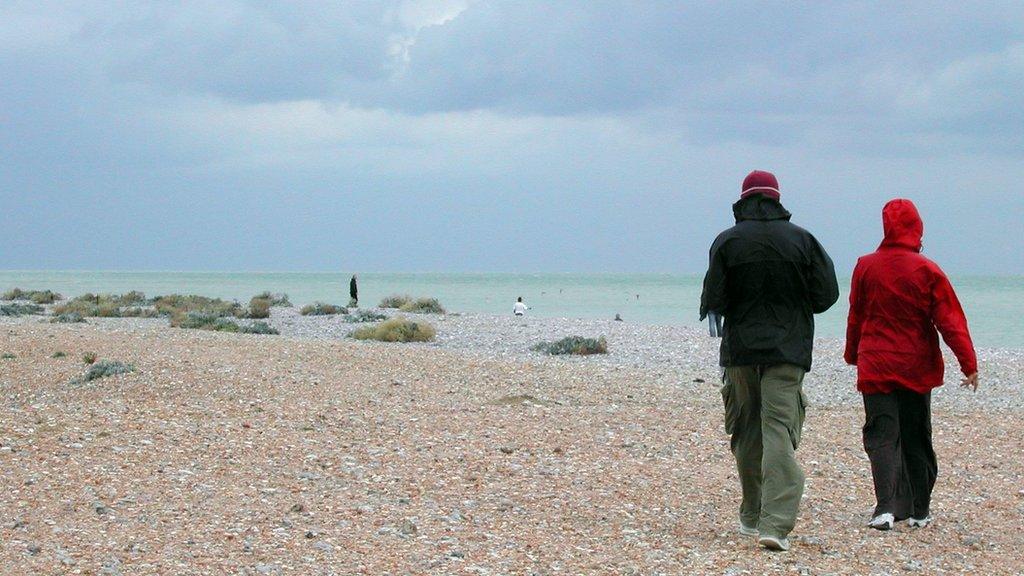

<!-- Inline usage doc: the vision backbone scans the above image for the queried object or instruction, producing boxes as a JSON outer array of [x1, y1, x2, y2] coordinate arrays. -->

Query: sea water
[[1, 271, 1021, 349]]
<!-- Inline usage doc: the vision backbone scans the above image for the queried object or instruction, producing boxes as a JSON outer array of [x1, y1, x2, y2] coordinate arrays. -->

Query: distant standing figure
[[513, 296, 529, 316], [349, 274, 358, 307], [845, 199, 978, 531], [700, 170, 839, 552]]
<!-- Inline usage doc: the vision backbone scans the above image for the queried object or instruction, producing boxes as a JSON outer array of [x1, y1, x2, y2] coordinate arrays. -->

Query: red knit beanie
[[740, 170, 781, 200]]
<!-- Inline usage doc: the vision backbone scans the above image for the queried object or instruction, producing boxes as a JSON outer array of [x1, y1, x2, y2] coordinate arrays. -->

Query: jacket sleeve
[[930, 269, 978, 376], [807, 235, 840, 314], [699, 240, 727, 321], [844, 260, 864, 365]]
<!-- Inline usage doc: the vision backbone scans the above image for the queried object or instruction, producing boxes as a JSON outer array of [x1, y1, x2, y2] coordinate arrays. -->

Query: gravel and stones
[[1, 308, 1022, 574]]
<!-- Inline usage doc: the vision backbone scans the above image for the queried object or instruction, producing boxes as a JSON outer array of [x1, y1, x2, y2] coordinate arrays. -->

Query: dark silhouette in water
[[349, 275, 358, 306]]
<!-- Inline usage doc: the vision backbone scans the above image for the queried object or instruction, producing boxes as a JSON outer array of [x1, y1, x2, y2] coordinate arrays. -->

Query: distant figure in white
[[513, 296, 529, 316]]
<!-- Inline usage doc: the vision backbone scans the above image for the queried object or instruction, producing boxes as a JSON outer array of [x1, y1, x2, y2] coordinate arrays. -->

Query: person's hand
[[960, 372, 979, 392]]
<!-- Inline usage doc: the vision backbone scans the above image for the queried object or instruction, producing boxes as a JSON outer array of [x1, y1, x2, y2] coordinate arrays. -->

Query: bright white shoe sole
[[758, 536, 790, 551], [868, 513, 895, 531], [908, 516, 933, 528]]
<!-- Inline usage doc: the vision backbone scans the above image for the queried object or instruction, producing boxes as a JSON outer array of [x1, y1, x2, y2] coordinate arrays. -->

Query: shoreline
[[5, 272, 1024, 349]]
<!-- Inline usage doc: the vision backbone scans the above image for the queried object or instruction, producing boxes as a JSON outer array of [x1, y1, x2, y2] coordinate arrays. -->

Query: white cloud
[[385, 0, 471, 74]]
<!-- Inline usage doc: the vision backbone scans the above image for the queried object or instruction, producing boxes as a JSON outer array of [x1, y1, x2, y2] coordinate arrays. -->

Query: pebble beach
[[2, 304, 1023, 575]]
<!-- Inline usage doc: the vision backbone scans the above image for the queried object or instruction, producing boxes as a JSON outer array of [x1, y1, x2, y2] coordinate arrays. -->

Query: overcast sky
[[2, 1, 1021, 274]]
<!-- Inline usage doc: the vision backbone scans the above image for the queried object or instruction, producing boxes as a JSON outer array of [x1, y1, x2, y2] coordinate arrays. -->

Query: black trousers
[[862, 389, 938, 520]]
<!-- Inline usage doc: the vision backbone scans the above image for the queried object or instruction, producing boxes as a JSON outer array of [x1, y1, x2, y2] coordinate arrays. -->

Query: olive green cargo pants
[[721, 364, 807, 538]]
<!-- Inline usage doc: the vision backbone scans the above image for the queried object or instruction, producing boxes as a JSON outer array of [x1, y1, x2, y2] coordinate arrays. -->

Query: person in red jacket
[[845, 198, 979, 531]]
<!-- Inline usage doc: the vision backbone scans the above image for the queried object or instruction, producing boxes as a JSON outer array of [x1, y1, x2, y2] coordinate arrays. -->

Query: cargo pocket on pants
[[789, 390, 807, 449], [721, 380, 739, 435]]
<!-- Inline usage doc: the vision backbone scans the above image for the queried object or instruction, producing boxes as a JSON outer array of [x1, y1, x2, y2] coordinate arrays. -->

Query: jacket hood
[[880, 198, 923, 251], [732, 194, 792, 223]]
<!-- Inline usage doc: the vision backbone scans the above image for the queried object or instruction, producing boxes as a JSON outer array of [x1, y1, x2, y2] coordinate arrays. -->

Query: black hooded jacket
[[700, 195, 839, 370]]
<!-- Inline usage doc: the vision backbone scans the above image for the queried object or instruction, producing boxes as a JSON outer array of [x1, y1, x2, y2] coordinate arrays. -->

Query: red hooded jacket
[[844, 199, 977, 394]]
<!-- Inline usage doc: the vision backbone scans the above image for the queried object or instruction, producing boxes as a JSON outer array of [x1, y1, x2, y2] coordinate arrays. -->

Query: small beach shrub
[[54, 292, 156, 318], [0, 303, 44, 316], [52, 351, 67, 358], [173, 311, 278, 334], [253, 291, 291, 307], [31, 291, 60, 304], [53, 297, 97, 317], [247, 297, 271, 319], [3, 288, 62, 303], [532, 335, 608, 356], [241, 321, 279, 335], [71, 360, 134, 384], [345, 309, 388, 323], [399, 297, 445, 314], [300, 302, 347, 316], [51, 312, 86, 324], [119, 307, 159, 318], [172, 311, 240, 332], [82, 352, 98, 364], [153, 294, 243, 319], [2, 288, 25, 300], [379, 294, 413, 309], [95, 303, 121, 317], [350, 317, 436, 343], [1, 352, 15, 360], [117, 291, 148, 305]]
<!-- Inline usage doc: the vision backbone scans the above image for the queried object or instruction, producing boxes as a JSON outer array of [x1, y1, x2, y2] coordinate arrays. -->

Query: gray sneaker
[[758, 535, 790, 551]]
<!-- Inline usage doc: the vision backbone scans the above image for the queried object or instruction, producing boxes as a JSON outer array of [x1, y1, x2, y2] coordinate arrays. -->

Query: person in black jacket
[[349, 274, 358, 307], [699, 170, 839, 552]]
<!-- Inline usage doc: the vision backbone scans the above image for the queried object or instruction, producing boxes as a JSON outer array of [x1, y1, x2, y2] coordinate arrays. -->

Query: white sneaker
[[758, 535, 790, 551], [908, 516, 932, 528], [868, 513, 895, 531], [739, 522, 758, 537]]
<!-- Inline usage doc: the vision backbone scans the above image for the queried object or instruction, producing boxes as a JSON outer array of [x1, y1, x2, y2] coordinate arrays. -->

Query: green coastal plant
[[350, 317, 436, 343], [344, 309, 387, 323], [0, 303, 44, 316], [1, 352, 15, 360], [82, 352, 98, 364], [172, 311, 241, 331], [1, 288, 25, 300], [2, 288, 62, 304], [240, 321, 279, 335], [172, 311, 279, 335], [247, 297, 272, 319], [300, 302, 347, 316], [247, 292, 291, 318], [532, 335, 608, 356], [399, 297, 445, 315], [253, 291, 291, 307], [379, 294, 413, 309], [53, 292, 157, 318], [52, 351, 67, 358], [51, 312, 86, 324], [71, 360, 135, 384], [120, 307, 159, 318], [153, 294, 243, 319]]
